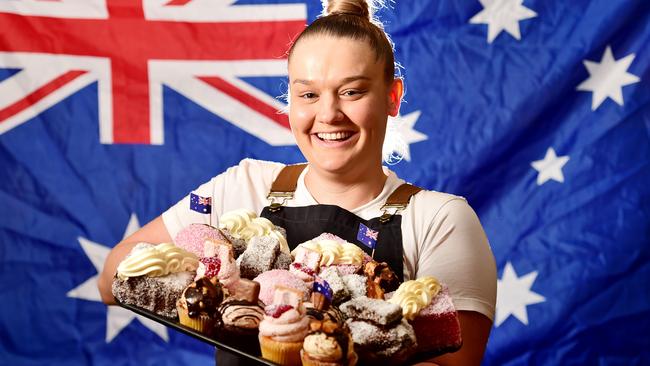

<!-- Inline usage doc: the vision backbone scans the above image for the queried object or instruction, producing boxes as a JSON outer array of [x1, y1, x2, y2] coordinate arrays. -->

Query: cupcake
[[258, 286, 310, 366], [302, 288, 357, 366], [177, 277, 224, 335], [216, 279, 265, 352]]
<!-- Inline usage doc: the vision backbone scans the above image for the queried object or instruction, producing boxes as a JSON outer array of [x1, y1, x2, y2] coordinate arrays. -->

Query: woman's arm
[[97, 215, 173, 304], [413, 311, 493, 366]]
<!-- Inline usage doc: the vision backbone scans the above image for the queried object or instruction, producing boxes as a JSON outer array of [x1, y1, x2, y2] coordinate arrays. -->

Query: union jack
[[365, 227, 378, 241], [0, 0, 306, 145]]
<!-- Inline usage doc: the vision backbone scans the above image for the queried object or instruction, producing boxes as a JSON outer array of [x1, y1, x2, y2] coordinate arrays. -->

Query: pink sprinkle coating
[[253, 269, 309, 306], [174, 223, 224, 257]]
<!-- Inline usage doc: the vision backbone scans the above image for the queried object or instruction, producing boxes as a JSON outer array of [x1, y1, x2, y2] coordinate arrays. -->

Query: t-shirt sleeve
[[415, 197, 497, 321], [161, 159, 284, 240]]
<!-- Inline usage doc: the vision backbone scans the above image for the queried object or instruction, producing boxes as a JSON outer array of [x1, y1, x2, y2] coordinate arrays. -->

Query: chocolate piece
[[363, 261, 400, 296], [184, 277, 224, 318], [340, 296, 402, 326], [231, 279, 260, 303]]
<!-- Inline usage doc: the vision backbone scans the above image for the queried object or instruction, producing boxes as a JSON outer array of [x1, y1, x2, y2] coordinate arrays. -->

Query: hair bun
[[325, 0, 372, 21]]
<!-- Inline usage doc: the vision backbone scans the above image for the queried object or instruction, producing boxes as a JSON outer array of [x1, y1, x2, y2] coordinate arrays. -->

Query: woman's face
[[288, 35, 401, 176]]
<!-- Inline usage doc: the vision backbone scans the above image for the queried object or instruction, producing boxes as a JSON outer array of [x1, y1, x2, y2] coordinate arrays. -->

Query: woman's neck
[[304, 164, 387, 211]]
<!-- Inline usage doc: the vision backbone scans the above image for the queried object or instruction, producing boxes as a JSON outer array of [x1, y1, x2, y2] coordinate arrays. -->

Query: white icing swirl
[[117, 243, 198, 279], [388, 276, 442, 320], [292, 238, 363, 267], [219, 210, 289, 253]]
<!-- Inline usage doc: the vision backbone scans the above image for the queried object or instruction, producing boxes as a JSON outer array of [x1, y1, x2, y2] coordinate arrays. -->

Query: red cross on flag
[[0, 0, 305, 145]]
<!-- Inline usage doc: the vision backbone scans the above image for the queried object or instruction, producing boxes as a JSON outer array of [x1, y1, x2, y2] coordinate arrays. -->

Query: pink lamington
[[174, 223, 225, 257], [253, 269, 309, 306], [411, 285, 462, 354]]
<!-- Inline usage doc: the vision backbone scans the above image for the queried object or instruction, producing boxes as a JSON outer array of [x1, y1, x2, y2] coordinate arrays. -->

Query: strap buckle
[[379, 203, 406, 224], [267, 191, 294, 212]]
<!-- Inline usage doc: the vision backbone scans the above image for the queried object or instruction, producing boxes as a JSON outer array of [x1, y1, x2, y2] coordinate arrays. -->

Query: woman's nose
[[317, 94, 343, 124]]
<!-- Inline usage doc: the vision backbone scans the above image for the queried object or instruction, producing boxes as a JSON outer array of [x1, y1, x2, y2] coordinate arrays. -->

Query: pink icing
[[253, 269, 309, 306], [289, 263, 315, 287], [259, 307, 310, 342], [174, 224, 224, 257], [217, 256, 240, 292]]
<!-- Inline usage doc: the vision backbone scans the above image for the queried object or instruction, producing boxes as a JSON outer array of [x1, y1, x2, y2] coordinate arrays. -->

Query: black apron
[[216, 163, 421, 365]]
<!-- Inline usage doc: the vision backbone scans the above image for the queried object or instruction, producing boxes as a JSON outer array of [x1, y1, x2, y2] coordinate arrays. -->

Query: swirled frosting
[[117, 243, 198, 279], [303, 332, 343, 361], [259, 305, 310, 342], [388, 276, 442, 320], [219, 209, 289, 253], [292, 238, 365, 267]]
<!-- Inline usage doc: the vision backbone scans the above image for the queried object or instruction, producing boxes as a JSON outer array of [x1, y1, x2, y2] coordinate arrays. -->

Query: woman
[[98, 0, 496, 365]]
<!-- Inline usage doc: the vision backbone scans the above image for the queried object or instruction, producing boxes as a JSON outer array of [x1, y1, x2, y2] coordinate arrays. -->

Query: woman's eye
[[342, 90, 362, 97]]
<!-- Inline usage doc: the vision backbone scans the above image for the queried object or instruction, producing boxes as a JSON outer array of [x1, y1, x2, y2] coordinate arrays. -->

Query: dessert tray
[[117, 298, 443, 366], [116, 299, 276, 365]]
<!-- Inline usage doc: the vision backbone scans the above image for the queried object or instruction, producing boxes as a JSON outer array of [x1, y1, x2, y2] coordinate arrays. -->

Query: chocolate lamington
[[339, 296, 402, 326]]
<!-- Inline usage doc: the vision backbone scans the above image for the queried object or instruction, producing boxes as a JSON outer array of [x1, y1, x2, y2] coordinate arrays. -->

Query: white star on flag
[[67, 213, 169, 342], [469, 0, 537, 43], [531, 147, 570, 185], [576, 46, 640, 110], [495, 262, 546, 327], [383, 110, 427, 164]]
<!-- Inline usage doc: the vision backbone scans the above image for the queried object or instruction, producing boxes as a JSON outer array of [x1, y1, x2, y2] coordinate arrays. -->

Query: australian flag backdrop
[[1, 0, 649, 365]]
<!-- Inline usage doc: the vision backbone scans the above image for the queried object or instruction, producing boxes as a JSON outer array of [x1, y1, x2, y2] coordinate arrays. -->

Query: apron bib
[[216, 163, 421, 365]]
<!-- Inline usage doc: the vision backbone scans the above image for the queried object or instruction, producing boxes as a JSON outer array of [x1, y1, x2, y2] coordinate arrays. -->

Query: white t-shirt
[[162, 158, 496, 321]]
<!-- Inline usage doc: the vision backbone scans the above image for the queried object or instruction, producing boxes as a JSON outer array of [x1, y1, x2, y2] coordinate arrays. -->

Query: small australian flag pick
[[313, 279, 333, 302], [357, 222, 378, 250], [190, 193, 212, 214]]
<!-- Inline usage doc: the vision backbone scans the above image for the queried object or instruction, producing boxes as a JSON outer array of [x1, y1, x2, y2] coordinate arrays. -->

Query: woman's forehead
[[288, 35, 383, 81]]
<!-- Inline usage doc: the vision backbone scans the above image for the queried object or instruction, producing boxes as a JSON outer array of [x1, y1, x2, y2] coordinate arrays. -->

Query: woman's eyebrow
[[292, 75, 371, 85]]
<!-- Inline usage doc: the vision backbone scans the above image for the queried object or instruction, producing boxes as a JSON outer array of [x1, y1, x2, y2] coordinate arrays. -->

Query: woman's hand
[[97, 215, 173, 304], [422, 310, 493, 366]]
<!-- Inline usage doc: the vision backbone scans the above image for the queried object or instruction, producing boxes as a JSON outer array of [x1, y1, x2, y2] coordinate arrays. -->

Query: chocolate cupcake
[[216, 279, 265, 352], [177, 277, 224, 335]]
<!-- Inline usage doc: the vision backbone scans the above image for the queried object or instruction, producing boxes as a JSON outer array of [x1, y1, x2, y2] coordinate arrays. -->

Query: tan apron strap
[[267, 163, 307, 211], [270, 163, 308, 193], [379, 183, 422, 223]]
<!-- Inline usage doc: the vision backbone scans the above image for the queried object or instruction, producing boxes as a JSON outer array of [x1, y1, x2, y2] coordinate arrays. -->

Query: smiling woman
[[98, 1, 496, 365]]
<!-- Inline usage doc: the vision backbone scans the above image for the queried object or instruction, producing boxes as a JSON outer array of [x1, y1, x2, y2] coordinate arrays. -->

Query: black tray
[[116, 299, 276, 365], [117, 299, 449, 365]]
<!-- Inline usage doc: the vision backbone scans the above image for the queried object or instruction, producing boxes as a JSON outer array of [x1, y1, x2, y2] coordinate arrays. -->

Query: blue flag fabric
[[1, 1, 649, 365], [190, 193, 212, 214], [356, 222, 379, 249]]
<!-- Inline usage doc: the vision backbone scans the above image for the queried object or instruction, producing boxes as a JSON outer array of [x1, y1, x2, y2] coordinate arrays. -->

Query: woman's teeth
[[317, 132, 352, 141]]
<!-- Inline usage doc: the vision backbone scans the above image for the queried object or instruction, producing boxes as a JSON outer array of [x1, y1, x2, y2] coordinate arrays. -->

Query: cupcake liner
[[259, 335, 303, 366], [177, 304, 216, 335]]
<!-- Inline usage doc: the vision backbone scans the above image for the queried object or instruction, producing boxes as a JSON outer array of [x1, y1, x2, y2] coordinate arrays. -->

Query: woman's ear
[[388, 78, 404, 117]]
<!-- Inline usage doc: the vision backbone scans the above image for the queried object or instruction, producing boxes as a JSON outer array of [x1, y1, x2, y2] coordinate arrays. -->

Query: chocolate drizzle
[[184, 277, 223, 318]]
